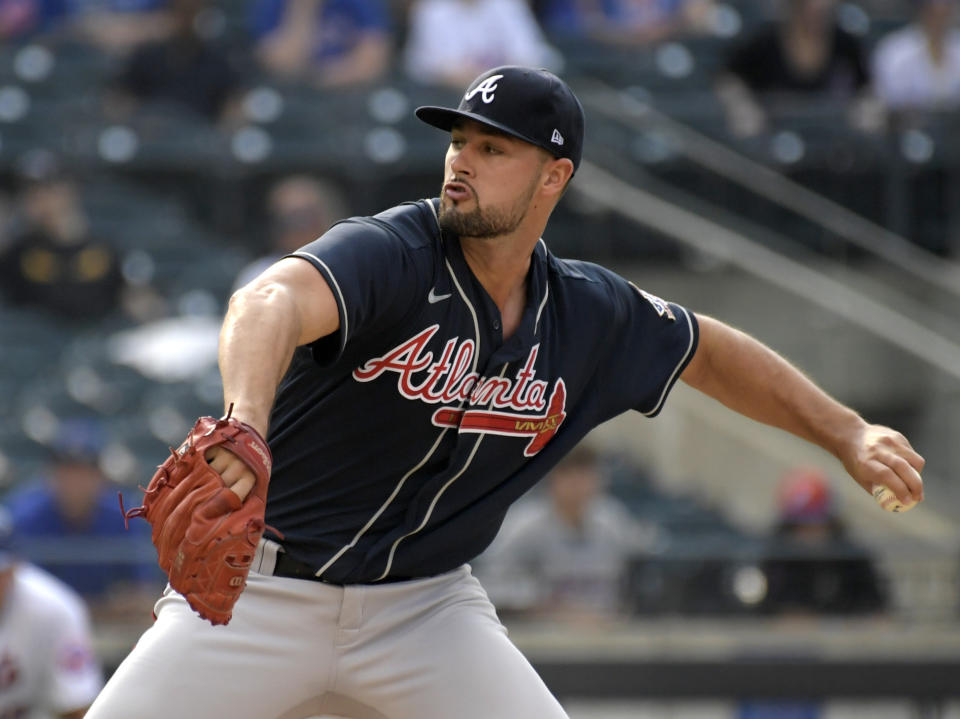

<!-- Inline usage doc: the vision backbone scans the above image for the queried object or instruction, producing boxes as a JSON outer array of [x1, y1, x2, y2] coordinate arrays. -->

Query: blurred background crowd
[[0, 1, 958, 717]]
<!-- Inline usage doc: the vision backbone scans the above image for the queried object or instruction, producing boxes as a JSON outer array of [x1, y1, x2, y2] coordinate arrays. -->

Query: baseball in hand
[[872, 484, 918, 513]]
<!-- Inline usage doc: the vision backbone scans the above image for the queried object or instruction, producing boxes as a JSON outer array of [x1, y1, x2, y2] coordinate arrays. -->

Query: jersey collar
[[433, 200, 550, 365]]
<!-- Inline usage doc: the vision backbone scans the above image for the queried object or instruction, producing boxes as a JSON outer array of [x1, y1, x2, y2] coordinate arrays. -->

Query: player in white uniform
[[0, 510, 103, 719]]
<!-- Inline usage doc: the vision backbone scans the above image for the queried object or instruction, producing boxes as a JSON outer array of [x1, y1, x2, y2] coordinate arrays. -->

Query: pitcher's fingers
[[205, 446, 225, 470], [886, 453, 924, 502], [205, 446, 240, 475], [894, 440, 926, 474], [217, 461, 251, 487], [227, 474, 255, 502]]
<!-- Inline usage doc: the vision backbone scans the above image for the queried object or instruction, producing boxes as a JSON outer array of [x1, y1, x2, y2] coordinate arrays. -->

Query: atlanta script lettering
[[353, 325, 566, 455]]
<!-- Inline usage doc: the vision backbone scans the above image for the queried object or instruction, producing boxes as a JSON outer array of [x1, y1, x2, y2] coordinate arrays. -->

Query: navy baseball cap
[[416, 66, 585, 172], [49, 417, 105, 466]]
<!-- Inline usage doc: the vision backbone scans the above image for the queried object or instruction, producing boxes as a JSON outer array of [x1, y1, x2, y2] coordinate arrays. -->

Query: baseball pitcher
[[88, 66, 924, 719]]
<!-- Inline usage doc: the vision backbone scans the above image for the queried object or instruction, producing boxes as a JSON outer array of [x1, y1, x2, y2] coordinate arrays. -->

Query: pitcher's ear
[[543, 157, 574, 197]]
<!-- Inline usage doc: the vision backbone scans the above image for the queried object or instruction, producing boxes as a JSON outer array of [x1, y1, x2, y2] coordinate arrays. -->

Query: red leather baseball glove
[[122, 411, 274, 625]]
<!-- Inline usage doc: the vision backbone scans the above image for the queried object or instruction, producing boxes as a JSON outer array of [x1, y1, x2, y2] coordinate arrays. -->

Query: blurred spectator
[[42, 0, 175, 55], [0, 0, 46, 39], [476, 444, 659, 622], [249, 0, 391, 88], [872, 0, 960, 113], [403, 0, 561, 89], [233, 174, 349, 290], [756, 467, 887, 616], [736, 468, 887, 719], [716, 0, 879, 136], [0, 151, 123, 321], [0, 150, 163, 323], [0, 508, 103, 719], [109, 0, 245, 124], [536, 0, 715, 45], [6, 417, 164, 619]]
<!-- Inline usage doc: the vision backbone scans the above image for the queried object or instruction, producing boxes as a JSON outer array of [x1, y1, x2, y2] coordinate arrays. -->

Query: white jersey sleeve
[[8, 565, 103, 717]]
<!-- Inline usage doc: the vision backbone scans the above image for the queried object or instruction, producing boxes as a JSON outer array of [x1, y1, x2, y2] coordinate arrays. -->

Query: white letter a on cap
[[465, 74, 504, 104]]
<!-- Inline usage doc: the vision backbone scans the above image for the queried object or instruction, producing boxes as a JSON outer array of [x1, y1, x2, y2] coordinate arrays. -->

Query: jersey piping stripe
[[290, 251, 350, 352], [315, 207, 481, 580], [534, 282, 549, 335], [313, 427, 452, 578], [642, 306, 696, 417], [376, 363, 510, 582], [374, 255, 484, 581], [441, 256, 482, 365], [534, 240, 549, 334], [376, 437, 486, 582]]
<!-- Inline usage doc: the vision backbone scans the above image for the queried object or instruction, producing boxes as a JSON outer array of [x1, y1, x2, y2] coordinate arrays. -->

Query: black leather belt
[[272, 551, 413, 585], [273, 552, 342, 584]]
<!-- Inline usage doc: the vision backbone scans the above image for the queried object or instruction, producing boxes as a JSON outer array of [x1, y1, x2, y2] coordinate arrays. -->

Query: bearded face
[[437, 171, 540, 240]]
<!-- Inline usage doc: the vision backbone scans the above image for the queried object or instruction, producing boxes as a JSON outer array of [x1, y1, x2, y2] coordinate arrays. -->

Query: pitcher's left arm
[[680, 314, 924, 506]]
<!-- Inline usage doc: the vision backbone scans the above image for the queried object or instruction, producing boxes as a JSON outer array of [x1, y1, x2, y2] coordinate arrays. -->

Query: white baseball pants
[[85, 540, 569, 719]]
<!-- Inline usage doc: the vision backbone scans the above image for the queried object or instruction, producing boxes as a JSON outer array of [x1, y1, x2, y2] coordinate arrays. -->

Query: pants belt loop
[[254, 537, 282, 575]]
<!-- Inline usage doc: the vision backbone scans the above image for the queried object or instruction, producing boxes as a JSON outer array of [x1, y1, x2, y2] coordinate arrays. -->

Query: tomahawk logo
[[464, 74, 504, 104], [353, 325, 567, 455], [432, 380, 567, 457]]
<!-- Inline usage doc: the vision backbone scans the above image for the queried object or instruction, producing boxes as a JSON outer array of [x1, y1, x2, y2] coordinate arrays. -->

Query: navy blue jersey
[[265, 199, 698, 583]]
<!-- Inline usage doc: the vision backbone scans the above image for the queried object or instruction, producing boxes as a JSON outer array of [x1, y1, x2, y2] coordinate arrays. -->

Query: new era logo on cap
[[415, 66, 585, 172]]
